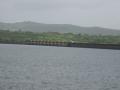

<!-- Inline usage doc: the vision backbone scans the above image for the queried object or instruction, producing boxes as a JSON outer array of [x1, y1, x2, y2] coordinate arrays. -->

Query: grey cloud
[[0, 0, 120, 29]]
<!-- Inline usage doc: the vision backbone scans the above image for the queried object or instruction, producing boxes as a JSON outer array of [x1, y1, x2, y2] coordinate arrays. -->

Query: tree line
[[0, 30, 120, 44]]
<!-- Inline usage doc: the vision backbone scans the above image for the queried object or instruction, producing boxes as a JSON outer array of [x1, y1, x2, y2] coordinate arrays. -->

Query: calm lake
[[0, 44, 120, 90]]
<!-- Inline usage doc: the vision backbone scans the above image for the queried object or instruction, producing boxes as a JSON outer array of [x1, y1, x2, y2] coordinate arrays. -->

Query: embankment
[[0, 40, 120, 50]]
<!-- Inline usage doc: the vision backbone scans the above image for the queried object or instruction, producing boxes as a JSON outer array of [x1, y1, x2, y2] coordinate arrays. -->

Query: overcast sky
[[0, 0, 120, 29]]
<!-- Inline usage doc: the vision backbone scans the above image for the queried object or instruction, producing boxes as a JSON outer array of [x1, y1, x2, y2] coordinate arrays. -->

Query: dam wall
[[0, 40, 120, 50]]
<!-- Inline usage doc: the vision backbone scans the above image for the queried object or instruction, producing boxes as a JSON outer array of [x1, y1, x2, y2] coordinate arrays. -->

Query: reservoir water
[[0, 44, 120, 90]]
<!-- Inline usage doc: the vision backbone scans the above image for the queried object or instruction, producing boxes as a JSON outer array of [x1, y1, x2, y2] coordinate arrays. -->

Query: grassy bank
[[0, 30, 120, 44]]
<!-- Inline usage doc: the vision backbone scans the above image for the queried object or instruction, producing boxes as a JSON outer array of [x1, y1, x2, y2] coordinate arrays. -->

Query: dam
[[0, 40, 120, 50]]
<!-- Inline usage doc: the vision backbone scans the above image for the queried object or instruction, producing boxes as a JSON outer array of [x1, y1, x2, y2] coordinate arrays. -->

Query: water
[[0, 44, 120, 90]]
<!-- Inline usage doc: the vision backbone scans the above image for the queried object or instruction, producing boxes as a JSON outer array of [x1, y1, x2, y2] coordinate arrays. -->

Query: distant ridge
[[0, 21, 120, 35]]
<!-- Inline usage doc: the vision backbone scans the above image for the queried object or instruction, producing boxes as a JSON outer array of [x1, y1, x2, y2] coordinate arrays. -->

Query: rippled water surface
[[0, 44, 120, 90]]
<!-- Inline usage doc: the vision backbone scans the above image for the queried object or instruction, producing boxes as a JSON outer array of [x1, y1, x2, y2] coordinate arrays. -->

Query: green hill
[[0, 21, 120, 35]]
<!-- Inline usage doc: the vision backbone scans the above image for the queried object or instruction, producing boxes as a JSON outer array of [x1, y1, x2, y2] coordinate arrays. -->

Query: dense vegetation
[[0, 30, 120, 44]]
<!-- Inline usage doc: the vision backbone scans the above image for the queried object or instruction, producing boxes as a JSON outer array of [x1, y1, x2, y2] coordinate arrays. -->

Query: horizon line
[[0, 21, 120, 31]]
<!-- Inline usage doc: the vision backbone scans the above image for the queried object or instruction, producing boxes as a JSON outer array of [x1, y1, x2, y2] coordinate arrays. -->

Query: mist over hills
[[0, 21, 120, 35]]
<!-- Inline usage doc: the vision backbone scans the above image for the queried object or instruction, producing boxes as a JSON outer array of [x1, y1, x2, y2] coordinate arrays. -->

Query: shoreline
[[0, 40, 120, 50]]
